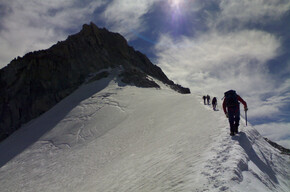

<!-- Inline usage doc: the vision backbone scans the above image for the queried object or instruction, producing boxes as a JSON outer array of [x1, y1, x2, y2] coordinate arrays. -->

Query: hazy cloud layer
[[101, 0, 157, 40], [218, 0, 290, 24]]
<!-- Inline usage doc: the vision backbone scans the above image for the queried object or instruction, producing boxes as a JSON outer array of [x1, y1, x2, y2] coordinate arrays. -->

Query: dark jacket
[[223, 95, 247, 115]]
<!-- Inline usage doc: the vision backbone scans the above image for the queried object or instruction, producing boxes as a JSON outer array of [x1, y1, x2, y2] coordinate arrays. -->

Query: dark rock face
[[264, 138, 290, 155], [120, 70, 160, 88], [0, 22, 190, 142]]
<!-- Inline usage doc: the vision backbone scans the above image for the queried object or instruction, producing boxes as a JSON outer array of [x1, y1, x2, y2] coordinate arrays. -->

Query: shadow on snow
[[233, 132, 278, 184]]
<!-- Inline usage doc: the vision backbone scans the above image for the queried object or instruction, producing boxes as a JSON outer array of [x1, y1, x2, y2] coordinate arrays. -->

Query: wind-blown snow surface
[[0, 72, 289, 192]]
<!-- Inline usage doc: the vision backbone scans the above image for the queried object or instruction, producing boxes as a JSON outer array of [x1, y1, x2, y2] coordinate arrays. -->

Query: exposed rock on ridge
[[0, 22, 190, 142]]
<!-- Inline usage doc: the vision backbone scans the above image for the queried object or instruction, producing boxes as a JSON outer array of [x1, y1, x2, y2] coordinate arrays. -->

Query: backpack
[[224, 90, 239, 107]]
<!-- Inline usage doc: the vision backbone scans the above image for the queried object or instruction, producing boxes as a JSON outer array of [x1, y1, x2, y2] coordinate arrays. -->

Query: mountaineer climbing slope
[[223, 90, 248, 136]]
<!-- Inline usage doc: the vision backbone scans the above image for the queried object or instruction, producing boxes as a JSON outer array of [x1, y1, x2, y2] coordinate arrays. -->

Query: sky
[[0, 0, 289, 147]]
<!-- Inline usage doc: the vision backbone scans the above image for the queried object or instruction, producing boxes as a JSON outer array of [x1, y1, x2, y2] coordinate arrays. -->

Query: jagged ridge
[[0, 22, 190, 141]]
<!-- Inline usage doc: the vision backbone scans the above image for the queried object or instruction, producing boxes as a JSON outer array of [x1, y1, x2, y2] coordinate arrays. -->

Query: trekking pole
[[245, 110, 248, 126]]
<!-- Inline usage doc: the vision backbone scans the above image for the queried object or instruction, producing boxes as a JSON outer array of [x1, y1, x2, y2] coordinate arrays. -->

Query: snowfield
[[0, 71, 289, 192]]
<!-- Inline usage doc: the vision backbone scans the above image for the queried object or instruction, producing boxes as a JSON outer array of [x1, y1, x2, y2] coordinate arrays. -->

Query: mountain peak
[[0, 22, 190, 142], [80, 22, 101, 36]]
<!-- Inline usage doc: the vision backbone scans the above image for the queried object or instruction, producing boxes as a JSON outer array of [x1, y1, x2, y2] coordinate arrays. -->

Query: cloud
[[220, 0, 290, 20], [155, 29, 280, 92], [209, 0, 290, 29], [101, 0, 157, 40], [0, 0, 105, 68], [255, 122, 290, 149]]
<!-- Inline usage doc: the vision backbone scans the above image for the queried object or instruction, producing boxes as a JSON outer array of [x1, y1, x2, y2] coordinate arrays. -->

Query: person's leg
[[233, 110, 240, 133], [228, 111, 235, 135]]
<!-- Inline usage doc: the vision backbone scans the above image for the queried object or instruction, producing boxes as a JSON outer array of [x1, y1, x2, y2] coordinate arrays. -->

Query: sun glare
[[169, 0, 183, 8]]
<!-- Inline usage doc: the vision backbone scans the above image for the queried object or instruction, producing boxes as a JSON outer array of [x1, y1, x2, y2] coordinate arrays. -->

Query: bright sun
[[169, 0, 183, 8]]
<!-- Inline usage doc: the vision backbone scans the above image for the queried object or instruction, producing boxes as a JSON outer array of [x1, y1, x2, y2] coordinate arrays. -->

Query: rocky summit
[[0, 22, 190, 142]]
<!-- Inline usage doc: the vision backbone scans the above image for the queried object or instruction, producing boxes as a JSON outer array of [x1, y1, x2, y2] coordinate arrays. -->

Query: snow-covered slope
[[0, 71, 289, 192]]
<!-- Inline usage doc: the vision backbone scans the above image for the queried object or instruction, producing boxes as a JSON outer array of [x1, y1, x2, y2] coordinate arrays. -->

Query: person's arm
[[237, 95, 248, 110], [222, 99, 227, 114]]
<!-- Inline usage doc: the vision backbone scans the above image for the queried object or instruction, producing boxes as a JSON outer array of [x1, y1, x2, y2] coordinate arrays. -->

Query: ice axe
[[245, 110, 248, 126]]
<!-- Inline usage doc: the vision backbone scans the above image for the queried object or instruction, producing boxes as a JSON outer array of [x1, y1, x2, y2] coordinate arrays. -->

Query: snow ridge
[[0, 76, 289, 192], [199, 101, 289, 192]]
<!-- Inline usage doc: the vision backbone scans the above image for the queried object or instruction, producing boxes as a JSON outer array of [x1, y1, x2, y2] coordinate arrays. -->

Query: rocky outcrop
[[0, 22, 190, 142], [264, 138, 290, 155]]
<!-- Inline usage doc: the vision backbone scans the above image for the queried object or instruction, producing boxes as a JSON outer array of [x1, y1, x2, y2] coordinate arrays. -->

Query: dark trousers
[[228, 106, 240, 133], [212, 102, 217, 110]]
